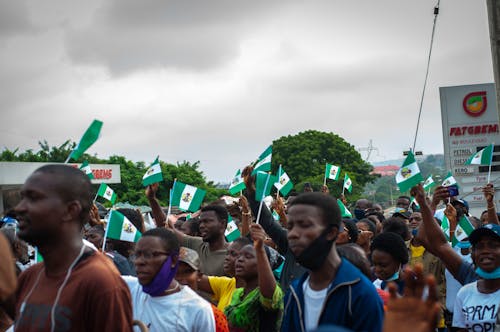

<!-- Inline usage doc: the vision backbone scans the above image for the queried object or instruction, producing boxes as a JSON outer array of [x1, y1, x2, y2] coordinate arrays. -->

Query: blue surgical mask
[[475, 267, 500, 280], [456, 241, 471, 249], [385, 269, 400, 282]]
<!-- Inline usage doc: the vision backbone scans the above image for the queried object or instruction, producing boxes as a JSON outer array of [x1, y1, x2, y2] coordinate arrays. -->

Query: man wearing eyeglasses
[[123, 227, 215, 332]]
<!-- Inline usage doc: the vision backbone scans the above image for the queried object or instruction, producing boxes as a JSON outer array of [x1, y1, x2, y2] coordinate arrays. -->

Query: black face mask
[[296, 227, 335, 271], [354, 209, 366, 220]]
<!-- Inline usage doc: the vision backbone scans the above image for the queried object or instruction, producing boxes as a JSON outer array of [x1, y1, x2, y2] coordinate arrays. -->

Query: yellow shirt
[[208, 276, 236, 311], [409, 243, 426, 267]]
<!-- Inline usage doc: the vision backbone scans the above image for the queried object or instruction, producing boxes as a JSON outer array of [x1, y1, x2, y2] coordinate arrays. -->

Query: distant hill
[[371, 159, 404, 167], [371, 154, 444, 169]]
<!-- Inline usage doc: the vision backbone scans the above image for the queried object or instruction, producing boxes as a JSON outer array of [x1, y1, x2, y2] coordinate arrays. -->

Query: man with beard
[[5, 164, 133, 331], [281, 192, 384, 332], [147, 183, 228, 276]]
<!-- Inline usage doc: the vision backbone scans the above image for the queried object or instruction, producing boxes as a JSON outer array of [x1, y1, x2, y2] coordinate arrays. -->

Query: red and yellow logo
[[462, 91, 487, 117]]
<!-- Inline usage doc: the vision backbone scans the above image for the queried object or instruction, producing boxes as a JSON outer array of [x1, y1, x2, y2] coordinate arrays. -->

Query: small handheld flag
[[337, 199, 352, 218], [225, 216, 241, 242], [171, 181, 206, 212], [442, 171, 457, 187], [423, 175, 435, 190], [97, 183, 117, 204], [252, 146, 272, 175], [67, 120, 103, 162], [452, 216, 475, 247], [274, 165, 293, 196], [106, 210, 142, 243], [395, 151, 423, 192], [255, 172, 277, 202], [465, 144, 494, 166], [325, 164, 341, 182], [343, 173, 353, 194], [142, 157, 163, 187], [79, 160, 94, 179], [229, 169, 246, 195]]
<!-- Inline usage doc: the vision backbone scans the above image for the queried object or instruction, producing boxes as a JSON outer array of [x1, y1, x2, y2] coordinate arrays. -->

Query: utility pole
[[487, 0, 500, 117], [358, 139, 379, 162]]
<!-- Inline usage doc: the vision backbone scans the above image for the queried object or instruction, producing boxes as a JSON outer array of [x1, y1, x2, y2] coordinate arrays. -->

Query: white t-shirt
[[123, 276, 215, 332], [453, 281, 500, 331], [303, 276, 328, 331], [445, 247, 472, 311]]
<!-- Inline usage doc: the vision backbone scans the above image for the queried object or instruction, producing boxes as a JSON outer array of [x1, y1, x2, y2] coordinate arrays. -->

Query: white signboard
[[440, 83, 499, 215], [0, 162, 121, 185]]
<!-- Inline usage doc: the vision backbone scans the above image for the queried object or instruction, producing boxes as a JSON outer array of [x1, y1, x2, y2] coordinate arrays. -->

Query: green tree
[[0, 142, 224, 208], [272, 130, 376, 200]]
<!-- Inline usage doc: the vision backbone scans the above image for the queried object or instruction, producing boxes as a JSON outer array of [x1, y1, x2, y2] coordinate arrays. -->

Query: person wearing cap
[[452, 223, 500, 331], [176, 247, 229, 332], [412, 184, 500, 286]]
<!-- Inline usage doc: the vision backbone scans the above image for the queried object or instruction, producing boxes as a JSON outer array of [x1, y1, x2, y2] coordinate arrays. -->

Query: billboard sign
[[440, 83, 499, 213]]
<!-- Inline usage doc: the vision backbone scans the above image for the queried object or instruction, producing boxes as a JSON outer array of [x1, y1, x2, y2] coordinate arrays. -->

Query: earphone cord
[[50, 244, 86, 332]]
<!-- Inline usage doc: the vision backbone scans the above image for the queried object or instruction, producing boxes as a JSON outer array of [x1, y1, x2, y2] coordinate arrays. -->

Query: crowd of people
[[0, 163, 499, 331]]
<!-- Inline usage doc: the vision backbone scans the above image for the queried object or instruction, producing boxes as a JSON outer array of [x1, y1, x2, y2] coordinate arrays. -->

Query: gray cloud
[[64, 0, 287, 75], [0, 0, 34, 36], [0, 0, 494, 182]]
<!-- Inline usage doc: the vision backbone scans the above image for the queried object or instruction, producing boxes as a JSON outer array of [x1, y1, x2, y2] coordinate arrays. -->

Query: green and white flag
[[442, 171, 457, 187], [252, 145, 272, 174], [337, 199, 352, 218], [325, 163, 341, 181], [229, 169, 246, 195], [452, 215, 475, 247], [274, 165, 293, 196], [35, 247, 43, 263], [79, 160, 94, 179], [255, 172, 277, 202], [69, 119, 103, 161], [343, 173, 353, 193], [465, 144, 494, 165], [97, 183, 117, 204], [106, 210, 141, 242], [395, 151, 423, 192], [225, 216, 241, 242], [142, 157, 163, 187], [272, 210, 280, 221], [441, 215, 451, 241], [423, 175, 435, 190], [171, 181, 206, 212]]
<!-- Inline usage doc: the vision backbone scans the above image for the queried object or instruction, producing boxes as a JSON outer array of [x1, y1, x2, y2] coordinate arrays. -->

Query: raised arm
[[239, 195, 252, 237], [483, 183, 499, 225], [250, 224, 276, 299], [272, 197, 288, 228], [197, 274, 214, 295], [145, 183, 167, 227], [411, 185, 464, 280], [242, 166, 288, 255]]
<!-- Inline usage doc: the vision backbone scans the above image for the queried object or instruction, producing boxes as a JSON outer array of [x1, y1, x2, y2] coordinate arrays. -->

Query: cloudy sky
[[0, 0, 494, 182]]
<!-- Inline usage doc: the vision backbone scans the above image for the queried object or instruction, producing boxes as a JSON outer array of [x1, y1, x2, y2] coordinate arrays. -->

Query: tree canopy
[[272, 130, 376, 200], [0, 141, 225, 207]]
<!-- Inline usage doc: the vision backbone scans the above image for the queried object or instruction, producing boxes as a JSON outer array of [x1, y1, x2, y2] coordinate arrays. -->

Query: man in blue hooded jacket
[[281, 192, 384, 332]]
